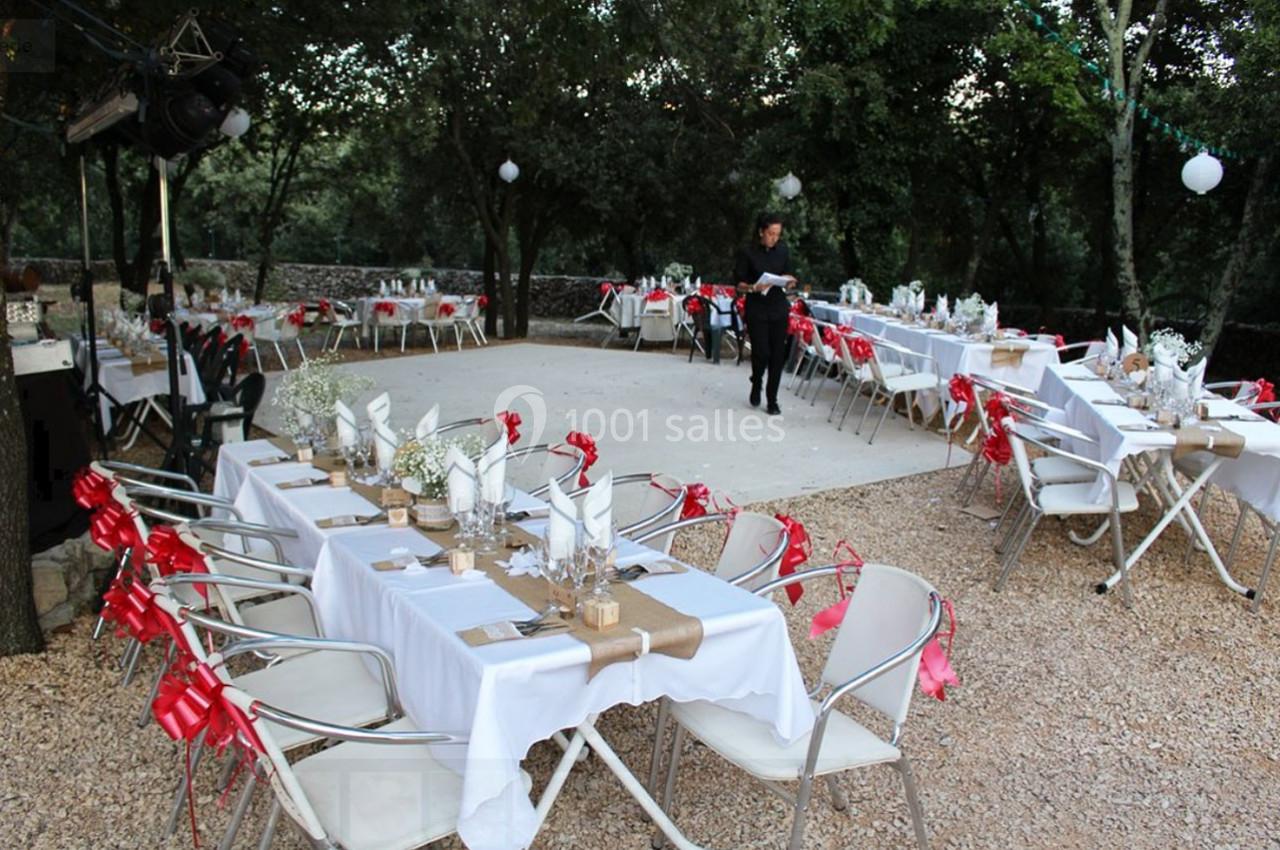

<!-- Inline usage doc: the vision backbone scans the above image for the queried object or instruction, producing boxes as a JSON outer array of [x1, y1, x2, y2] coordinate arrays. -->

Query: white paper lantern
[[1181, 151, 1223, 195], [777, 172, 802, 200], [219, 107, 251, 139], [498, 158, 520, 183]]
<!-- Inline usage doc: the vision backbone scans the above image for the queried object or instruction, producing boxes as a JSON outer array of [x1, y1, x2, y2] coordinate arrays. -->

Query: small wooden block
[[1155, 409, 1177, 426], [329, 469, 348, 487], [1122, 352, 1150, 374], [381, 487, 413, 508], [1127, 395, 1149, 410], [296, 446, 314, 462], [1094, 360, 1109, 376], [449, 548, 475, 575], [387, 506, 410, 528], [548, 581, 577, 614], [583, 595, 620, 631]]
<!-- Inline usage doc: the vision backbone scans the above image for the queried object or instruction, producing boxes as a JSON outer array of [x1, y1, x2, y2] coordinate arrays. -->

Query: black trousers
[[747, 311, 789, 404]]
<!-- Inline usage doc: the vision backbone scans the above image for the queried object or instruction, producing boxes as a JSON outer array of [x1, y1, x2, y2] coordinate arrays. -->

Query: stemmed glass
[[474, 499, 498, 554], [567, 526, 590, 617], [355, 424, 372, 471], [589, 521, 619, 598]]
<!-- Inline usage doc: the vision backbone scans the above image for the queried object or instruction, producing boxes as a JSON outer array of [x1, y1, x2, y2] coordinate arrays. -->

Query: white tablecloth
[[311, 521, 813, 850], [806, 302, 1059, 417], [357, 295, 464, 335], [72, 336, 205, 430], [1039, 363, 1280, 519]]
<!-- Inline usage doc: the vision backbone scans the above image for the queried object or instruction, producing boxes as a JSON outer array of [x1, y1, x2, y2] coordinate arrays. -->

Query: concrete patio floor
[[258, 342, 954, 502]]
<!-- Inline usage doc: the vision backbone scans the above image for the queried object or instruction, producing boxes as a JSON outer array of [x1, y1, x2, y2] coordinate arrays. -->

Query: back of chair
[[1002, 416, 1038, 505], [421, 299, 440, 320], [715, 511, 786, 589], [820, 564, 938, 727], [234, 373, 267, 436]]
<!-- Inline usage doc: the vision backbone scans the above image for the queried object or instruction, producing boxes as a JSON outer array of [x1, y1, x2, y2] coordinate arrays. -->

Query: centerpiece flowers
[[952, 292, 987, 333], [1146, 328, 1203, 367], [392, 432, 488, 499], [271, 353, 374, 441]]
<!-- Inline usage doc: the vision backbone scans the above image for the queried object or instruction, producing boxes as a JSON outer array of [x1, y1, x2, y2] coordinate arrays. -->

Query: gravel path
[[4, 464, 1278, 849]]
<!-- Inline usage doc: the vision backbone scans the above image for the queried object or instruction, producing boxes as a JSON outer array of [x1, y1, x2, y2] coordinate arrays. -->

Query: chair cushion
[[239, 593, 318, 640], [883, 372, 939, 394], [235, 650, 391, 752], [292, 718, 533, 850], [1037, 481, 1138, 516], [1031, 455, 1097, 485], [670, 698, 900, 781]]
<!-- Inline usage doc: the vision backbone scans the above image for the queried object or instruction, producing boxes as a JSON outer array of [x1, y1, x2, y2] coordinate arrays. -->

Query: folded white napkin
[[935, 294, 949, 321], [1122, 326, 1138, 358], [1181, 357, 1207, 400], [373, 420, 399, 473], [445, 445, 476, 514], [546, 477, 577, 562], [863, 286, 873, 306], [582, 472, 613, 550], [479, 436, 507, 505], [415, 404, 440, 441], [983, 302, 999, 334], [1152, 344, 1176, 385], [367, 392, 391, 427], [1106, 329, 1119, 361], [379, 280, 387, 295], [334, 400, 359, 449], [914, 290, 925, 314]]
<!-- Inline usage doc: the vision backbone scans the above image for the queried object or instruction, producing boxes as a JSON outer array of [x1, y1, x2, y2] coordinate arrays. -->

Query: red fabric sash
[[72, 467, 114, 510], [772, 513, 811, 605]]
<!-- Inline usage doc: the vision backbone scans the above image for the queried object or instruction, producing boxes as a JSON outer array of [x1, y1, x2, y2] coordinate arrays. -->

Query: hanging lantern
[[498, 158, 520, 183], [1181, 150, 1223, 195], [219, 107, 251, 139], [776, 172, 802, 200]]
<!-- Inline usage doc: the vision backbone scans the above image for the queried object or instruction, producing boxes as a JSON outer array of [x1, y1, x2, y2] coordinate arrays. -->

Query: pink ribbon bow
[[808, 541, 864, 639], [917, 599, 959, 701]]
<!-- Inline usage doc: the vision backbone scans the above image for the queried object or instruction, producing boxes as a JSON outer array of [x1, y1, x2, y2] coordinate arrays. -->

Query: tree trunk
[[0, 294, 41, 656], [482, 240, 498, 337], [252, 134, 306, 304], [962, 201, 995, 295], [1198, 153, 1274, 357]]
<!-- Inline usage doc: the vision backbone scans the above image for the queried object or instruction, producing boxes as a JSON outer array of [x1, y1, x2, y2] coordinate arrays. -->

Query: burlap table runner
[[266, 435, 297, 455], [1172, 425, 1245, 460], [128, 355, 169, 376], [990, 342, 1029, 367], [433, 525, 703, 680]]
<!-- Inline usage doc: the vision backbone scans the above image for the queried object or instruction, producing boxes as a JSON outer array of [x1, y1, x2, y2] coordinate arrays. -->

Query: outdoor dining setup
[[73, 342, 962, 850]]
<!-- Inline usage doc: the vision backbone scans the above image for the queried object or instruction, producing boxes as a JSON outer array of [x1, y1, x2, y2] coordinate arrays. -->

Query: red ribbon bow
[[149, 318, 166, 334], [72, 467, 114, 510], [645, 290, 670, 303], [918, 599, 960, 701], [146, 527, 211, 597], [101, 577, 171, 644], [89, 503, 141, 553], [821, 325, 842, 348], [565, 431, 598, 487], [438, 301, 456, 317], [599, 282, 615, 296], [153, 661, 264, 757], [285, 305, 306, 327], [789, 299, 809, 316], [685, 298, 704, 315], [496, 410, 521, 445], [215, 329, 229, 348], [650, 481, 710, 520], [698, 284, 714, 298], [772, 513, 811, 605], [808, 541, 865, 638], [230, 315, 255, 331], [238, 338, 251, 359], [317, 298, 332, 317], [477, 294, 490, 310], [373, 300, 396, 316], [735, 295, 746, 316], [848, 335, 874, 364], [1254, 378, 1276, 419], [1053, 334, 1066, 349], [788, 316, 814, 340], [949, 375, 976, 420]]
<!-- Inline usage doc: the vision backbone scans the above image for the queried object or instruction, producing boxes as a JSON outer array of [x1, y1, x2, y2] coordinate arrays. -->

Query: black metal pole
[[77, 153, 110, 460], [154, 157, 189, 476]]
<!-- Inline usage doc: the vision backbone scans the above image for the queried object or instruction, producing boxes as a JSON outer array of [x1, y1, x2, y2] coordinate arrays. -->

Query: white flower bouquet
[[1146, 328, 1202, 367], [953, 293, 987, 331], [271, 354, 375, 439], [392, 432, 488, 499]]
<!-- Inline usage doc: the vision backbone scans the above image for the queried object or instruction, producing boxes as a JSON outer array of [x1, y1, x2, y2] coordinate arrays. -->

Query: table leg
[[532, 715, 712, 850]]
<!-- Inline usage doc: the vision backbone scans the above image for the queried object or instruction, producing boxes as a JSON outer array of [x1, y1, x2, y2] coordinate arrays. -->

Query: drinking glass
[[475, 500, 498, 554], [567, 536, 590, 618]]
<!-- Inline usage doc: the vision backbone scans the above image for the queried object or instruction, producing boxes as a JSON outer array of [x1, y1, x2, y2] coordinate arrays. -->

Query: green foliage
[[177, 267, 226, 291]]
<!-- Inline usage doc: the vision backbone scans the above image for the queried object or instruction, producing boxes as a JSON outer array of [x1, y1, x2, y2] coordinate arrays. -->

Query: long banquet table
[[213, 438, 814, 850]]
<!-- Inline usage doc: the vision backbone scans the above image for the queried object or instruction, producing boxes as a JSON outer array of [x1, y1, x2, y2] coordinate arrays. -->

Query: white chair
[[856, 340, 949, 444], [633, 510, 789, 590], [567, 472, 685, 550], [503, 442, 587, 498], [953, 378, 1061, 508], [252, 310, 308, 371], [415, 298, 461, 353], [319, 299, 362, 352], [634, 297, 677, 351], [652, 563, 944, 850], [456, 296, 488, 346], [372, 300, 412, 353], [996, 417, 1139, 605]]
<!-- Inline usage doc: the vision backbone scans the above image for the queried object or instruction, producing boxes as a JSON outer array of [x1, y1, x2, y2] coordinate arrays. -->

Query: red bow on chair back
[[821, 325, 842, 349], [1052, 334, 1066, 349], [438, 301, 456, 317], [373, 300, 396, 317], [230, 315, 255, 331], [848, 336, 874, 364], [317, 298, 332, 318], [146, 527, 211, 597], [153, 661, 264, 756], [149, 318, 166, 334], [772, 514, 811, 605], [735, 295, 746, 316], [285, 305, 306, 327], [809, 541, 865, 638], [918, 599, 960, 701], [1254, 378, 1277, 419], [698, 284, 714, 298], [101, 577, 172, 644], [238, 338, 250, 359], [564, 431, 598, 487], [789, 299, 809, 317], [477, 294, 490, 310], [72, 467, 114, 510], [495, 410, 521, 445], [599, 282, 615, 296], [685, 298, 704, 315], [650, 481, 710, 520], [216, 329, 229, 347], [90, 503, 141, 553], [788, 315, 814, 340], [948, 375, 976, 420], [645, 290, 670, 303]]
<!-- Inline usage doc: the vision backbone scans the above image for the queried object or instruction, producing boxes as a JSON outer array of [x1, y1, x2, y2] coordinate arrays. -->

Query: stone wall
[[31, 532, 115, 632]]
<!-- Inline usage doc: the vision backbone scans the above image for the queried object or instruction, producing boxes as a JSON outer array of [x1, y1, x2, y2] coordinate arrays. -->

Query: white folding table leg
[[533, 716, 712, 850]]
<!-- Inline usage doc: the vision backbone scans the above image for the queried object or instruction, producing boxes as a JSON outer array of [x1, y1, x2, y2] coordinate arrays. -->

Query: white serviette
[[334, 400, 359, 449], [914, 290, 925, 314], [1152, 345, 1176, 385], [935, 294, 949, 321], [1177, 357, 1207, 401], [479, 437, 507, 505], [1106, 329, 1119, 361], [499, 547, 541, 578], [373, 420, 399, 473], [546, 477, 578, 562], [367, 392, 391, 427], [445, 445, 477, 514], [1122, 326, 1139, 358], [983, 302, 999, 334], [582, 472, 613, 550], [415, 404, 440, 441], [379, 280, 387, 295]]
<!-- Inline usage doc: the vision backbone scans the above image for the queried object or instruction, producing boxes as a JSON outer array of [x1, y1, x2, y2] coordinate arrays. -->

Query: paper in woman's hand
[[756, 272, 792, 289]]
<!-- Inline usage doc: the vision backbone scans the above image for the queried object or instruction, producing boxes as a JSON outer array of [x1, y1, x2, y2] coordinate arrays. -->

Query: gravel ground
[[4, 461, 1279, 849]]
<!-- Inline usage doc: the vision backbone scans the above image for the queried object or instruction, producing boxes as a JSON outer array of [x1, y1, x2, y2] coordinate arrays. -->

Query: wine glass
[[567, 530, 590, 617], [589, 521, 619, 597]]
